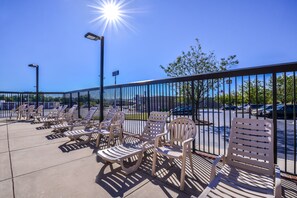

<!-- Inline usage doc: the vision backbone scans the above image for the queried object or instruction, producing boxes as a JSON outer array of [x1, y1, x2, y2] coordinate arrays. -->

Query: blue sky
[[0, 0, 296, 92]]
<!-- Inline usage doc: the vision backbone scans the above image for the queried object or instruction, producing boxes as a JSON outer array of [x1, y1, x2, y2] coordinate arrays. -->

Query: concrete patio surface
[[0, 119, 297, 198]]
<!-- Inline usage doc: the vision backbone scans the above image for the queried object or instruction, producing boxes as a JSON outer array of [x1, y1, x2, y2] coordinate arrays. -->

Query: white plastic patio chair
[[96, 111, 125, 147], [97, 111, 169, 174], [198, 117, 281, 198], [151, 117, 196, 191]]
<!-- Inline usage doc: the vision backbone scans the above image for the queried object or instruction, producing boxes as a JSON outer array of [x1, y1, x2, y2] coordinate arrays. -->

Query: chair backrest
[[141, 111, 169, 142], [227, 118, 274, 176], [100, 110, 124, 130], [168, 117, 196, 146], [58, 105, 68, 116], [68, 104, 78, 115], [104, 108, 118, 121], [27, 105, 35, 113], [113, 111, 125, 126], [64, 105, 78, 119], [83, 106, 98, 122], [36, 105, 43, 114]]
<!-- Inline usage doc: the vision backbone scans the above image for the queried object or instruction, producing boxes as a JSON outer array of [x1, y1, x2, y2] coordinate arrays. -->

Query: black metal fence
[[1, 62, 297, 175]]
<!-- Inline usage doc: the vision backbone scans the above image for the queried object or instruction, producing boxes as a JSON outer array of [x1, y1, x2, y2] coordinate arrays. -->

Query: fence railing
[[1, 62, 297, 175]]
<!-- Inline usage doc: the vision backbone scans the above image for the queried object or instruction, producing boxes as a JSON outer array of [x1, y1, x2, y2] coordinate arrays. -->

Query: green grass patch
[[125, 113, 148, 120]]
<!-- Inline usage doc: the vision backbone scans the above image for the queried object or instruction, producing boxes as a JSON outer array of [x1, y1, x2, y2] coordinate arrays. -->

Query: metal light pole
[[85, 32, 104, 122], [28, 64, 39, 109], [112, 70, 119, 107]]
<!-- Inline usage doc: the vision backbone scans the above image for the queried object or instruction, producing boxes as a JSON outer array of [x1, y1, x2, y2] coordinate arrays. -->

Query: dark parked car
[[266, 104, 297, 118], [171, 106, 193, 115], [221, 105, 237, 110]]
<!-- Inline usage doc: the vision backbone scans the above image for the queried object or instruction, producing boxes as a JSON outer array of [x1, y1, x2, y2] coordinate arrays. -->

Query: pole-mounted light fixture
[[85, 32, 105, 122], [85, 32, 102, 41], [28, 64, 39, 109]]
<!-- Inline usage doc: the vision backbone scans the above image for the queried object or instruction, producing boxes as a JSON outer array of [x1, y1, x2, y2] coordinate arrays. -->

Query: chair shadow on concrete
[[281, 179, 297, 197], [45, 133, 65, 140], [95, 158, 151, 198], [147, 153, 213, 197], [36, 125, 51, 130], [94, 148, 211, 197], [58, 139, 97, 153]]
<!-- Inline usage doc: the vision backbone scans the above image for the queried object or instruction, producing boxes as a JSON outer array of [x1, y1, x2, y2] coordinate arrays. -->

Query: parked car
[[171, 105, 192, 115], [251, 104, 272, 116], [243, 104, 263, 113], [221, 105, 237, 110], [237, 104, 248, 110], [265, 104, 297, 118]]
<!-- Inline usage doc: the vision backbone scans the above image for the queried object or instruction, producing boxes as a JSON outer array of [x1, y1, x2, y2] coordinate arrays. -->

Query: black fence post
[[191, 80, 196, 152], [120, 87, 123, 111], [272, 72, 278, 164], [87, 91, 90, 110], [77, 92, 80, 118], [147, 85, 150, 117]]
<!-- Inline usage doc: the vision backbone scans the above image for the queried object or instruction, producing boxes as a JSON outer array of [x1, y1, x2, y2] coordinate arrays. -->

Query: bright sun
[[103, 3, 120, 21], [88, 0, 138, 35]]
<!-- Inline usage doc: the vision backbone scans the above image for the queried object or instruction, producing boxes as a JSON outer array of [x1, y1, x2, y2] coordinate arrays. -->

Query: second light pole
[[112, 70, 119, 107], [28, 64, 39, 109], [85, 32, 104, 122]]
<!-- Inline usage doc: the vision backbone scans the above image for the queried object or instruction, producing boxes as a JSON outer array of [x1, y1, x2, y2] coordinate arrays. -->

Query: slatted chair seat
[[98, 140, 154, 162], [97, 111, 169, 174], [155, 144, 184, 159], [198, 118, 281, 198]]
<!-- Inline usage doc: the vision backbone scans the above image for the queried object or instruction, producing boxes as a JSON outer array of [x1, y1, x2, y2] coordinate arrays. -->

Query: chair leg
[[180, 155, 187, 191], [120, 152, 143, 174], [152, 150, 157, 176], [189, 152, 194, 173], [96, 134, 102, 147]]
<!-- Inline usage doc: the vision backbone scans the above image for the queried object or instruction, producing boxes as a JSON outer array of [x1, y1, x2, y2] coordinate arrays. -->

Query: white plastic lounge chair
[[96, 111, 125, 147], [50, 104, 78, 132], [97, 111, 169, 174], [38, 105, 68, 127], [63, 107, 117, 144], [52, 106, 97, 132], [198, 118, 281, 198], [152, 117, 196, 190]]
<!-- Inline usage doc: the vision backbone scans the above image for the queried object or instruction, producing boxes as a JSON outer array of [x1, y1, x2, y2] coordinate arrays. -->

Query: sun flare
[[88, 0, 138, 35]]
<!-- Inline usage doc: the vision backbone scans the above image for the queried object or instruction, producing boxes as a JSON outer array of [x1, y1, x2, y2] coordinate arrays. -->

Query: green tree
[[160, 39, 238, 118]]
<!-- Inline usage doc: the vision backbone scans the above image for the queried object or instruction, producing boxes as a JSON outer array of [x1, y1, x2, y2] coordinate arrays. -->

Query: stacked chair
[[51, 105, 97, 133], [63, 107, 118, 144], [36, 105, 68, 127], [96, 110, 125, 147], [30, 105, 44, 121]]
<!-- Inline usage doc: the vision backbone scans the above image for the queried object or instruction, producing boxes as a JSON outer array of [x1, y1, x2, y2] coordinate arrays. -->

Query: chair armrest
[[274, 165, 282, 198], [182, 138, 194, 155], [154, 132, 168, 147], [210, 155, 225, 181]]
